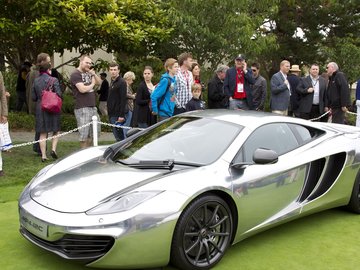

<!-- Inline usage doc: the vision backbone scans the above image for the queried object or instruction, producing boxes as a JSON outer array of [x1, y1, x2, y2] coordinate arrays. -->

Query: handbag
[[0, 122, 12, 151], [41, 77, 62, 114]]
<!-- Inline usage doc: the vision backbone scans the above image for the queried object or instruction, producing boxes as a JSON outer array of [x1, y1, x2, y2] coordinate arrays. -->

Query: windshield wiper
[[117, 159, 175, 170], [116, 159, 204, 170]]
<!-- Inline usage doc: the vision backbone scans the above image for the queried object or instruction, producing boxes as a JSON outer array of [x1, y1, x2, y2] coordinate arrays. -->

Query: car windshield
[[114, 116, 243, 165]]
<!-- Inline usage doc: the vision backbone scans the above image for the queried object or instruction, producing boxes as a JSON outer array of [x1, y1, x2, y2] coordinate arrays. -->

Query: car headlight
[[86, 191, 163, 215], [28, 164, 54, 187], [19, 164, 54, 202]]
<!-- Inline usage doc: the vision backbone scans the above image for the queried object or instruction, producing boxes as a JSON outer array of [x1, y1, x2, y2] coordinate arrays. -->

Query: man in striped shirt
[[174, 52, 194, 115]]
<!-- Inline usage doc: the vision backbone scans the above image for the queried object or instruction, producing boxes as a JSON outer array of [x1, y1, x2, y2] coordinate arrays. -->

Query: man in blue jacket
[[224, 54, 255, 110], [151, 58, 179, 121], [270, 60, 291, 115]]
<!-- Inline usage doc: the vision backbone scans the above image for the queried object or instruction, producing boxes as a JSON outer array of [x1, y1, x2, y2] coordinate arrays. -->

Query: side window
[[288, 124, 325, 145], [235, 123, 299, 163]]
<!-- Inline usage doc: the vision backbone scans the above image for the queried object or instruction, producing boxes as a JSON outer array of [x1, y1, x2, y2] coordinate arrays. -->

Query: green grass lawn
[[1, 142, 360, 270]]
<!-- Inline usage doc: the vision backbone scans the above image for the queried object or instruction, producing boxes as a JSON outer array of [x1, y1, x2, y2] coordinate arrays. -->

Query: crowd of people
[[0, 51, 358, 171], [99, 52, 353, 143]]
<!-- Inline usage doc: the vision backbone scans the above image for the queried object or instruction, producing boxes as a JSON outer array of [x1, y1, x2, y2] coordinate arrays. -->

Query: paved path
[[10, 131, 115, 143]]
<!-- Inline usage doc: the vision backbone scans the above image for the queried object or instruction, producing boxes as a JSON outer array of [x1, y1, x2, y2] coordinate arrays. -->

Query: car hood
[[30, 159, 165, 213]]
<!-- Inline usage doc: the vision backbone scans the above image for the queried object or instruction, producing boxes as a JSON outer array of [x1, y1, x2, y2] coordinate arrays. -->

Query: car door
[[230, 123, 308, 237]]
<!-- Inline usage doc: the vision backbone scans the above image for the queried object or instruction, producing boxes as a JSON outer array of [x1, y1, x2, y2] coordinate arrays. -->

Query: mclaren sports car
[[19, 110, 360, 270]]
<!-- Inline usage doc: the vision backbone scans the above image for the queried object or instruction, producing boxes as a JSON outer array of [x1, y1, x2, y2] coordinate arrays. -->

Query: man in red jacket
[[224, 54, 255, 110]]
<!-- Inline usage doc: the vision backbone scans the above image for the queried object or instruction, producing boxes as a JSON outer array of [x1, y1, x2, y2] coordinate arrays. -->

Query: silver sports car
[[19, 110, 360, 270]]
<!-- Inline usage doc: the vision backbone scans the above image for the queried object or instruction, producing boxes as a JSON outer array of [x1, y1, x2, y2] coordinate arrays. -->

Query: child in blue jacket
[[151, 58, 179, 121]]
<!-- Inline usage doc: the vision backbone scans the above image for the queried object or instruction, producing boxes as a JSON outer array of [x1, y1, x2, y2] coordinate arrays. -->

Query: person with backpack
[[151, 58, 179, 121]]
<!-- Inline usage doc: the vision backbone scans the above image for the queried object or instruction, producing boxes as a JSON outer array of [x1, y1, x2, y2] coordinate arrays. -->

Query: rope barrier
[[11, 122, 92, 148], [309, 111, 330, 122], [97, 121, 145, 131], [346, 111, 357, 116], [10, 120, 145, 149]]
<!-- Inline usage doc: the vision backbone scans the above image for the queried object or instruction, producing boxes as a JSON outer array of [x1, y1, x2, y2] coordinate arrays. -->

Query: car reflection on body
[[19, 110, 360, 270]]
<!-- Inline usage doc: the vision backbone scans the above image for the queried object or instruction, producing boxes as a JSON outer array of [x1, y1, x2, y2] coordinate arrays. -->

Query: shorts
[[74, 107, 100, 141]]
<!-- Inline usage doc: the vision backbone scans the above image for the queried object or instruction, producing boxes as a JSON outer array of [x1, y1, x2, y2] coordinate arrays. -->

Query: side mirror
[[253, 148, 278, 165], [127, 127, 142, 137]]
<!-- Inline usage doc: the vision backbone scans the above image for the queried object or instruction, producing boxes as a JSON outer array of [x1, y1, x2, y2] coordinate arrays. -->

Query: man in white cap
[[287, 64, 301, 117]]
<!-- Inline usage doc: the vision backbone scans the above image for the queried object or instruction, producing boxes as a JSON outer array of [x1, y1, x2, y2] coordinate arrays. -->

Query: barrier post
[[92, 115, 98, 147]]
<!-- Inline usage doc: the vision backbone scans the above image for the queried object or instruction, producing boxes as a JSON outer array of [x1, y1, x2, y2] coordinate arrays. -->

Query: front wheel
[[347, 172, 360, 213], [171, 194, 233, 270]]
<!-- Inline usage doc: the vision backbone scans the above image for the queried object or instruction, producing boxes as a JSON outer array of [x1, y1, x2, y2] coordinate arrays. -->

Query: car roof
[[181, 109, 313, 130], [181, 109, 360, 133]]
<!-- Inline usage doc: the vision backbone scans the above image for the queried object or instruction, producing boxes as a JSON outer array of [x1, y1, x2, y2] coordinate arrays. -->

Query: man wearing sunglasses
[[250, 63, 267, 111]]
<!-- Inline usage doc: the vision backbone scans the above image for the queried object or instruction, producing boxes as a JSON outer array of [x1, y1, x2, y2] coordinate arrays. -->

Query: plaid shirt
[[175, 69, 193, 108]]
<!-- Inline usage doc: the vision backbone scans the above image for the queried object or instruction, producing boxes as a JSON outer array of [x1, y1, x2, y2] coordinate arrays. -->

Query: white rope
[[11, 121, 145, 149], [97, 121, 145, 131], [309, 111, 330, 122], [11, 122, 92, 148], [346, 111, 357, 116]]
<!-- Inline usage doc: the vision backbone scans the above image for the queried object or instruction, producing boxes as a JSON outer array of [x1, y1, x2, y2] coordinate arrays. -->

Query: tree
[[153, 0, 278, 69], [0, 0, 171, 70], [265, 0, 360, 80]]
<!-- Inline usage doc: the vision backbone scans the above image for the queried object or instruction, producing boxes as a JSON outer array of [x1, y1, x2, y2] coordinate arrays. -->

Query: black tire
[[347, 172, 360, 213], [171, 194, 233, 270]]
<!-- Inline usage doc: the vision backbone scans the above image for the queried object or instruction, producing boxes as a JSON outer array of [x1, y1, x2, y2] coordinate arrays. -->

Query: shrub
[[8, 112, 35, 130], [61, 92, 75, 114], [3, 71, 18, 111], [60, 114, 77, 131]]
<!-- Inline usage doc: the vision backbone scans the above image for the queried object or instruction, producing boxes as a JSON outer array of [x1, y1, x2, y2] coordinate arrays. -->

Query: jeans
[[109, 116, 124, 141], [123, 111, 133, 138], [272, 110, 288, 116], [229, 99, 249, 110], [138, 122, 148, 129]]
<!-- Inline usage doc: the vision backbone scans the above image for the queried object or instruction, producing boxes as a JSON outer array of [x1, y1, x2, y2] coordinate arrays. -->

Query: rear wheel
[[171, 195, 233, 270], [347, 172, 360, 213]]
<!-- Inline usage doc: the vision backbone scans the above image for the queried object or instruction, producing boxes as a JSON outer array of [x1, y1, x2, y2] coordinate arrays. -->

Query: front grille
[[20, 227, 115, 264]]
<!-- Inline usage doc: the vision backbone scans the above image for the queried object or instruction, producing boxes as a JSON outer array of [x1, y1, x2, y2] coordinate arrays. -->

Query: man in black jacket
[[107, 62, 128, 141], [296, 64, 327, 121], [325, 62, 350, 124], [208, 65, 229, 109], [250, 62, 267, 111]]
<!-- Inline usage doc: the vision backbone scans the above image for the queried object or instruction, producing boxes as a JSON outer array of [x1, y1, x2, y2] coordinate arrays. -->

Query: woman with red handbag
[[32, 53, 62, 162]]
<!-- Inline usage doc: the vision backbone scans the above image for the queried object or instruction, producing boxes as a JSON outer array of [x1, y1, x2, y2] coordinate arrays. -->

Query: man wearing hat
[[98, 72, 109, 116], [287, 64, 302, 117], [224, 54, 255, 110]]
